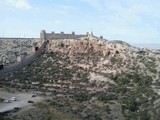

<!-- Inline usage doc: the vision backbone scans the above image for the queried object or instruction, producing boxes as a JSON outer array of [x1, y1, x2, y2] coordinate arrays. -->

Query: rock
[[56, 94, 65, 97], [0, 38, 38, 66], [80, 111, 88, 118]]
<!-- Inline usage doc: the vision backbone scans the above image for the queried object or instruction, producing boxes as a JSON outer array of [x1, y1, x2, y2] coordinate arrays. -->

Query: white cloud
[[82, 0, 160, 43], [5, 0, 31, 10]]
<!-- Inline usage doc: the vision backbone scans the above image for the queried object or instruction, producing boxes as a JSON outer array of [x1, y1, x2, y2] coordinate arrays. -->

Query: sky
[[0, 0, 160, 45]]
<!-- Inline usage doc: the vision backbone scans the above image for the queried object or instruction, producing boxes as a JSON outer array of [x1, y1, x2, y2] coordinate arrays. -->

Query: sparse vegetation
[[73, 92, 92, 102], [0, 37, 160, 120]]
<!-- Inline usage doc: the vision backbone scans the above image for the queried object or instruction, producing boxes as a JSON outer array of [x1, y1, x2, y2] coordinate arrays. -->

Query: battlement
[[40, 30, 89, 41]]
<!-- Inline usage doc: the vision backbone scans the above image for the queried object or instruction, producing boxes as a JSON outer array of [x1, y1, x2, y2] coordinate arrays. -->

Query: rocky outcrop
[[0, 41, 47, 74], [0, 38, 39, 66]]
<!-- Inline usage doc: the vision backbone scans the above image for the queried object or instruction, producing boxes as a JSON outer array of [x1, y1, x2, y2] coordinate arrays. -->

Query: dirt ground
[[0, 91, 44, 113]]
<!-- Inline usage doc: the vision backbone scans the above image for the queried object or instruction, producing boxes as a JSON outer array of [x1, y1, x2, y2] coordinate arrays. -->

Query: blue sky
[[0, 0, 160, 44]]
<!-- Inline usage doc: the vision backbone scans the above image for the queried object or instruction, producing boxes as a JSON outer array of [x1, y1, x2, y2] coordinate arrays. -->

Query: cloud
[[5, 0, 31, 10], [82, 0, 160, 43]]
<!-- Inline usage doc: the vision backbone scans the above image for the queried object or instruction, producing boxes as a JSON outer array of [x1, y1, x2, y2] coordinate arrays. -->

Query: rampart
[[40, 30, 89, 41], [0, 41, 47, 74]]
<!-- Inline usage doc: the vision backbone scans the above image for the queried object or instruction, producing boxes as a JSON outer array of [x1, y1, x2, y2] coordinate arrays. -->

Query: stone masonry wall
[[0, 41, 47, 74], [0, 37, 40, 66], [40, 30, 88, 41]]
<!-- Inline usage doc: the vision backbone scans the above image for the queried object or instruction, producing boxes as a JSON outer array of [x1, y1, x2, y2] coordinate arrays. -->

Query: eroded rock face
[[43, 37, 160, 77], [47, 37, 129, 58], [45, 37, 134, 71], [0, 38, 38, 66]]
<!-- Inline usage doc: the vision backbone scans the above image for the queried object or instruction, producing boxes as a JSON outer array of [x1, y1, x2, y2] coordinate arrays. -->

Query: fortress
[[41, 30, 87, 40], [40, 30, 98, 41], [0, 30, 101, 74]]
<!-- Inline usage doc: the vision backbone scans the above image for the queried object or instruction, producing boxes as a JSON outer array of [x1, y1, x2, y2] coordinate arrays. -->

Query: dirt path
[[0, 91, 44, 113]]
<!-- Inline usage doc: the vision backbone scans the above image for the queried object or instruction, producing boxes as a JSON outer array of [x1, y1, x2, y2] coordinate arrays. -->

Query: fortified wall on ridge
[[40, 30, 93, 41], [0, 41, 47, 74], [0, 30, 102, 74]]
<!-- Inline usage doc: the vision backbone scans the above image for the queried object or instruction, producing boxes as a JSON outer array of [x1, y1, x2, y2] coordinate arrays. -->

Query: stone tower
[[87, 31, 93, 38], [40, 30, 46, 42]]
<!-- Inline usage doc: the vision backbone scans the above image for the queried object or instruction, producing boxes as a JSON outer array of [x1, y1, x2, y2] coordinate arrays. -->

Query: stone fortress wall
[[0, 37, 39, 67], [40, 30, 89, 41], [0, 41, 47, 74]]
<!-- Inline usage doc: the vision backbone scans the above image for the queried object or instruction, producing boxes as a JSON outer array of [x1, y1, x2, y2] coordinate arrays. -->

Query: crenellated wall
[[40, 30, 89, 41]]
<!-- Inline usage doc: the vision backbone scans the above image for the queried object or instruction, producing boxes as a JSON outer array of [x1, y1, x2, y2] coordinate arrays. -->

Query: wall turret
[[87, 31, 94, 39], [40, 30, 46, 42]]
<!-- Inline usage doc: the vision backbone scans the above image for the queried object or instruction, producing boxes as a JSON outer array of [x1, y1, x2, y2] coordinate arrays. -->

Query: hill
[[0, 36, 160, 120]]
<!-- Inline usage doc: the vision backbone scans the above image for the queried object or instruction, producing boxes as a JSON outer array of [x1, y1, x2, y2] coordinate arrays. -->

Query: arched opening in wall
[[35, 47, 39, 51], [0, 64, 4, 70]]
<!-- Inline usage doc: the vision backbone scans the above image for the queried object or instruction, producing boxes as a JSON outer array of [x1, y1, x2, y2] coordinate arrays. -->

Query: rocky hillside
[[0, 38, 38, 66], [0, 36, 160, 120]]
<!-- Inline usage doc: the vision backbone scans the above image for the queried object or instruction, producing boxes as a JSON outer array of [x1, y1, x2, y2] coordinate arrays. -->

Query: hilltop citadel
[[0, 30, 159, 74], [0, 30, 101, 73]]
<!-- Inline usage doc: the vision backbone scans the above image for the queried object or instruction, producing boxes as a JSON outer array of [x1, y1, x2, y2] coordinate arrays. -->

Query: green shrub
[[117, 72, 153, 87], [111, 86, 127, 94], [93, 114, 102, 120], [139, 110, 150, 120], [124, 99, 138, 112], [97, 93, 118, 103], [118, 77, 130, 85], [74, 92, 91, 102]]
